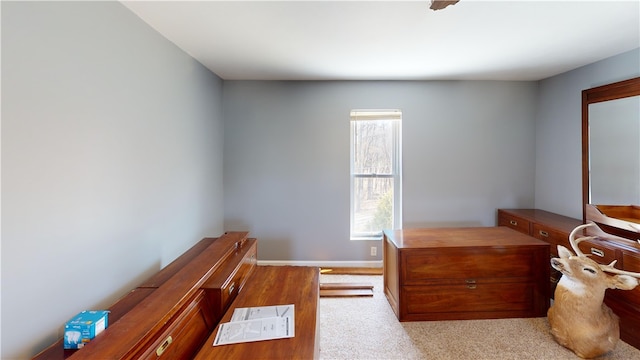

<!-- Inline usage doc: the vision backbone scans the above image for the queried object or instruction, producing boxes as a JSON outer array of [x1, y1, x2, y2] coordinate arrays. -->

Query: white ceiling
[[121, 0, 640, 81]]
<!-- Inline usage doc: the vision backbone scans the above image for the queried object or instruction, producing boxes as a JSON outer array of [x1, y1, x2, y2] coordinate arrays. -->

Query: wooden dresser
[[383, 227, 550, 321], [498, 208, 640, 350], [33, 232, 319, 360], [194, 266, 319, 360], [497, 209, 583, 295]]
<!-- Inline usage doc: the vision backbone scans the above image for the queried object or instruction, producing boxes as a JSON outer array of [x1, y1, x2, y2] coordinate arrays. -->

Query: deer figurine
[[547, 223, 640, 358]]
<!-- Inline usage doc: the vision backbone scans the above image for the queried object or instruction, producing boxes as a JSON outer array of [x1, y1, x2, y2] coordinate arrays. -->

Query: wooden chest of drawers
[[383, 227, 550, 321], [498, 209, 583, 295], [33, 233, 321, 360], [498, 208, 640, 350], [497, 209, 583, 258]]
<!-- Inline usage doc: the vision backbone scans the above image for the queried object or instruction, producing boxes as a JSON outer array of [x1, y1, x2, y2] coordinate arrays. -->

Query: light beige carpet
[[319, 274, 640, 360]]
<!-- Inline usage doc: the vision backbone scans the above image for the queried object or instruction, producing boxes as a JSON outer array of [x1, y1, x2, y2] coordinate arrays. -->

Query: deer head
[[548, 223, 640, 358]]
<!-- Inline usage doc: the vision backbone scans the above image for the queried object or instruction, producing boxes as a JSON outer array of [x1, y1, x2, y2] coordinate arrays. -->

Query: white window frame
[[350, 109, 402, 240]]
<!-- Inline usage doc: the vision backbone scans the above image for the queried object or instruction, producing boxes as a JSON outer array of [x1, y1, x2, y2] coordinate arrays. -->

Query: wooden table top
[[383, 226, 548, 249], [194, 265, 320, 360]]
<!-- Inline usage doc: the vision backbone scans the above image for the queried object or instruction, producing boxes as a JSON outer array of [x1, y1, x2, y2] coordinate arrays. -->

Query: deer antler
[[568, 223, 598, 257], [599, 260, 640, 278], [569, 223, 640, 277]]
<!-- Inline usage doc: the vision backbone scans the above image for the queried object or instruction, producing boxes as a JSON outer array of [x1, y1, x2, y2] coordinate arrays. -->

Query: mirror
[[589, 97, 640, 204], [582, 77, 640, 222]]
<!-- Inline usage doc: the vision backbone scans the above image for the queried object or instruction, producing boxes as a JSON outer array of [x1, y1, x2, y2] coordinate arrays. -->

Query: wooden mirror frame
[[581, 76, 640, 221]]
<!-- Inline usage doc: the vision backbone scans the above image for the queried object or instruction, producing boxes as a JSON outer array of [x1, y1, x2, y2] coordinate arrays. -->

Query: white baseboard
[[257, 260, 383, 268]]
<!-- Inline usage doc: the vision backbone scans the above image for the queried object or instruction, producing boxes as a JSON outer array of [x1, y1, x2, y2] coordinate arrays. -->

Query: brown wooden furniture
[[194, 266, 319, 360], [319, 283, 374, 297], [497, 208, 583, 295], [498, 208, 640, 350], [383, 227, 550, 322], [33, 232, 320, 360]]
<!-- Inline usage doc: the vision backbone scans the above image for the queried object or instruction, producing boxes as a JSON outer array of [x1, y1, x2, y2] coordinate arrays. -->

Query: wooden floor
[[320, 283, 374, 297], [319, 267, 381, 297], [319, 267, 382, 275]]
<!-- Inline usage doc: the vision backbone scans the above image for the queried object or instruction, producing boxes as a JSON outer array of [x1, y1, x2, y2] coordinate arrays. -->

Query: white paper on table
[[213, 316, 293, 346]]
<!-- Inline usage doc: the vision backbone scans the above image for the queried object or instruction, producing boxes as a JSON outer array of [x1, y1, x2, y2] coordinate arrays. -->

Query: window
[[350, 110, 402, 240]]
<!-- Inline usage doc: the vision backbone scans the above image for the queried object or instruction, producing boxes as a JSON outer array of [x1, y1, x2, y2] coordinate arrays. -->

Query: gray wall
[[223, 48, 640, 263], [1, 2, 224, 359], [223, 81, 538, 261], [534, 48, 640, 219]]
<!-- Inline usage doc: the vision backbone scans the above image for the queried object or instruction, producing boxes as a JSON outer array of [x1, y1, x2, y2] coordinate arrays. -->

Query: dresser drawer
[[532, 224, 570, 256], [203, 239, 257, 322], [137, 290, 214, 359], [605, 297, 640, 350], [607, 251, 640, 308], [576, 238, 619, 265], [402, 282, 538, 320], [609, 285, 640, 309], [622, 250, 640, 272], [498, 210, 531, 234], [403, 248, 538, 285]]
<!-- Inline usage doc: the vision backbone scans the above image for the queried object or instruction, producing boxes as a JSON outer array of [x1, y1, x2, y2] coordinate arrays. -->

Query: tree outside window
[[350, 110, 402, 240]]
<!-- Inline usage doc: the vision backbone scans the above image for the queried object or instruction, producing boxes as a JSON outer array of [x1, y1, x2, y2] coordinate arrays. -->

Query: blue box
[[63, 310, 109, 349]]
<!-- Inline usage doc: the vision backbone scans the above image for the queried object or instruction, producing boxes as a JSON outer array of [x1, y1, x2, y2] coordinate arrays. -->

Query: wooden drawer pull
[[509, 220, 517, 226], [590, 248, 605, 257], [539, 230, 549, 237], [156, 336, 173, 356]]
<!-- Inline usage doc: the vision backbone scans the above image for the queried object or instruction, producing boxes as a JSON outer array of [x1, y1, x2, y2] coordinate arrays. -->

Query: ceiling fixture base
[[430, 0, 460, 11]]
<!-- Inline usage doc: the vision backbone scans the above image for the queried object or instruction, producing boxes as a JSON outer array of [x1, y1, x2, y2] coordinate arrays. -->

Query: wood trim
[[320, 267, 382, 275], [582, 77, 640, 221]]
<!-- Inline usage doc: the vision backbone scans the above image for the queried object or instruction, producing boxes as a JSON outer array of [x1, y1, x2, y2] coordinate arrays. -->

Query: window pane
[[353, 120, 393, 174], [352, 177, 393, 235]]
